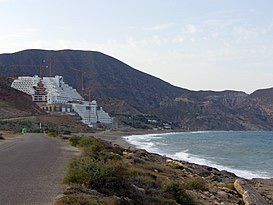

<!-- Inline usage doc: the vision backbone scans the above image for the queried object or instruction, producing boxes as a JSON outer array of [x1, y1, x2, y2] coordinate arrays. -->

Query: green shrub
[[150, 197, 178, 205], [78, 137, 105, 159], [82, 144, 104, 159], [64, 157, 128, 195], [98, 150, 123, 162], [186, 178, 207, 191], [45, 128, 59, 137], [60, 196, 104, 205], [63, 130, 71, 135], [69, 136, 82, 147], [79, 137, 99, 147], [164, 182, 195, 205]]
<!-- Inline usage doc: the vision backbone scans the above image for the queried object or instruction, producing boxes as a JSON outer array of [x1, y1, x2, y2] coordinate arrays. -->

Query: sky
[[0, 0, 273, 93]]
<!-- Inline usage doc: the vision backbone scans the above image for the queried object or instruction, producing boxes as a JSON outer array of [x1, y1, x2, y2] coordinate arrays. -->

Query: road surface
[[0, 134, 77, 205]]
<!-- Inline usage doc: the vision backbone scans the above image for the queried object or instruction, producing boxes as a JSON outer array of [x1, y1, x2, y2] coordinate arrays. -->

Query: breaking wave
[[123, 132, 272, 179], [171, 150, 270, 179]]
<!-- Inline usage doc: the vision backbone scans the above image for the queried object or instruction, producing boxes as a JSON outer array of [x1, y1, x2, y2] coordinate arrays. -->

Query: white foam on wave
[[123, 133, 272, 179], [171, 150, 271, 179], [189, 131, 211, 134], [123, 134, 165, 153]]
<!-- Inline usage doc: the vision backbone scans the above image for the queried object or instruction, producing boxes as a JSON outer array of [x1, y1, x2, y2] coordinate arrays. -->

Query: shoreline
[[92, 129, 177, 149], [89, 129, 273, 203], [92, 129, 273, 181]]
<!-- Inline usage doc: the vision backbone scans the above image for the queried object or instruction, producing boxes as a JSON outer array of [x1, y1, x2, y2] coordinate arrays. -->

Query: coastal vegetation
[[59, 136, 196, 204], [53, 135, 270, 205]]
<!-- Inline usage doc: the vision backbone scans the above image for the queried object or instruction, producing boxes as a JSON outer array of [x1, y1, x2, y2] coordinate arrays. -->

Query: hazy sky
[[0, 0, 273, 93]]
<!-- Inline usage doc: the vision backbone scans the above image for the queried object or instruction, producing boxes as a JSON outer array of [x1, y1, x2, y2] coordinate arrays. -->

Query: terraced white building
[[11, 75, 112, 124], [72, 100, 112, 124]]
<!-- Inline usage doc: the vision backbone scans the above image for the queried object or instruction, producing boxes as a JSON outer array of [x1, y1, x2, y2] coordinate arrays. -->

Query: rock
[[166, 159, 185, 169], [123, 151, 134, 158], [234, 179, 269, 205], [123, 151, 129, 155], [132, 184, 145, 193], [210, 195, 216, 200], [217, 190, 228, 198], [197, 169, 211, 177], [166, 159, 195, 173], [53, 194, 67, 205], [252, 178, 273, 201], [211, 175, 223, 182], [213, 200, 221, 205], [220, 187, 237, 194]]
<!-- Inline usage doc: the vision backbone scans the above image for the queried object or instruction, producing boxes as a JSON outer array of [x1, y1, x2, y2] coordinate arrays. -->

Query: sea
[[123, 131, 273, 179]]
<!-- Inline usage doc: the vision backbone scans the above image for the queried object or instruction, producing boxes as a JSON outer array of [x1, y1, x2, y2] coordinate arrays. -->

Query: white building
[[11, 75, 112, 125], [11, 75, 41, 95], [42, 76, 83, 104], [72, 100, 113, 124], [11, 75, 83, 104]]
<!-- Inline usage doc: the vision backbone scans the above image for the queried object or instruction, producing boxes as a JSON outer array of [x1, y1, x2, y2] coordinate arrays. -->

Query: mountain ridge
[[0, 49, 272, 130]]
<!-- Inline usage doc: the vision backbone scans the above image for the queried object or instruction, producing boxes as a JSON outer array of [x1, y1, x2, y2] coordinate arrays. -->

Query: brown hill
[[0, 49, 273, 130], [0, 78, 43, 119]]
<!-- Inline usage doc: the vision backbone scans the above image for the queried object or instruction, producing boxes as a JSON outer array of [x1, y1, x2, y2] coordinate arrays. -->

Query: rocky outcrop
[[234, 179, 269, 205], [253, 178, 273, 202]]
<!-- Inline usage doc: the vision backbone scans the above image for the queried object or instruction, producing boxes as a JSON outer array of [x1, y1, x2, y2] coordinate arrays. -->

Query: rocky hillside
[[0, 78, 43, 119], [0, 49, 273, 130]]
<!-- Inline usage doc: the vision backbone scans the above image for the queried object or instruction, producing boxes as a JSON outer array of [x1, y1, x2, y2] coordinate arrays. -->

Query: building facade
[[72, 100, 113, 124], [11, 75, 112, 125]]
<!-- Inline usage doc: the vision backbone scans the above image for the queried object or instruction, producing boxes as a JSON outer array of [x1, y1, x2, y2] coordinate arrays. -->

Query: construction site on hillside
[[11, 75, 113, 126]]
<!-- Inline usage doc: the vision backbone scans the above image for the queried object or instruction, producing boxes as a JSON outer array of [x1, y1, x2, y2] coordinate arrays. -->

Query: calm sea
[[124, 131, 273, 179]]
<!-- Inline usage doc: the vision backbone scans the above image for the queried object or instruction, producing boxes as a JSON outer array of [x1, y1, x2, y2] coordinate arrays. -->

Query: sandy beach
[[91, 129, 178, 149]]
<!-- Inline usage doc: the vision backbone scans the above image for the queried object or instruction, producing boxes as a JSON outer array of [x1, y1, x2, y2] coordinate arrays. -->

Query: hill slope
[[0, 49, 273, 130], [0, 78, 43, 119]]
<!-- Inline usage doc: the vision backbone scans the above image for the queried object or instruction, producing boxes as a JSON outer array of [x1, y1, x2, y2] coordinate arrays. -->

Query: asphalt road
[[0, 134, 76, 205]]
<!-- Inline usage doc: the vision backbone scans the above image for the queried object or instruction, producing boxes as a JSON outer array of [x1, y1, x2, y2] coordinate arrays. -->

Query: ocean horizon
[[123, 131, 273, 180]]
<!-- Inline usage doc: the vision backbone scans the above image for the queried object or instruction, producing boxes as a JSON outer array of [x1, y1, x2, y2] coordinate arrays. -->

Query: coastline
[[92, 129, 178, 149], [88, 129, 273, 204], [92, 129, 273, 180]]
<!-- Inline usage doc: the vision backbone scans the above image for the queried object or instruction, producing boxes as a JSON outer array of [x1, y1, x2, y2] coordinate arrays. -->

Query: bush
[[164, 182, 195, 205], [63, 157, 128, 195], [69, 136, 82, 147], [79, 137, 105, 159], [63, 130, 71, 135], [98, 150, 123, 162], [78, 137, 100, 147], [186, 178, 207, 191], [45, 129, 59, 137], [59, 196, 104, 205]]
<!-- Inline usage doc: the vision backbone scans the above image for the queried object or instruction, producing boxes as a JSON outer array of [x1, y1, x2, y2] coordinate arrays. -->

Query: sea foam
[[124, 132, 272, 179]]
